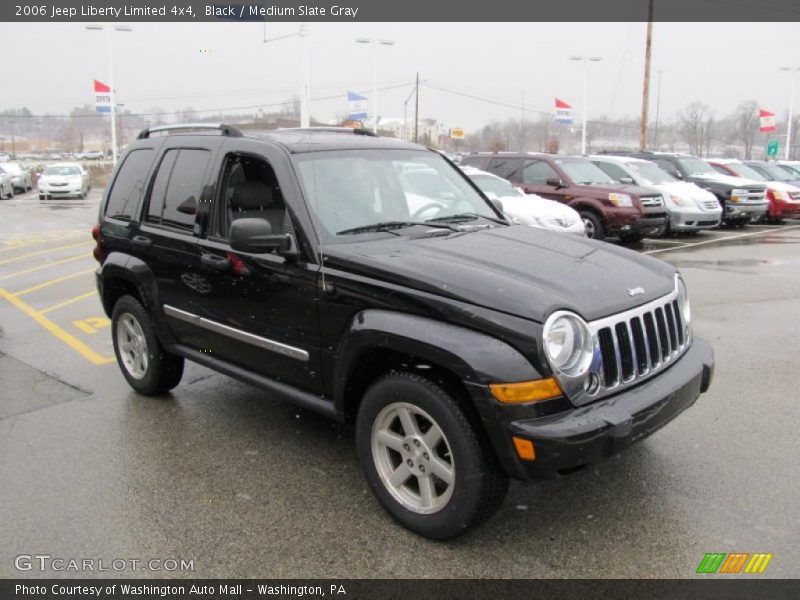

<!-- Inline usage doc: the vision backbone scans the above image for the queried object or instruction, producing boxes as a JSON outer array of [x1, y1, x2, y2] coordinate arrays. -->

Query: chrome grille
[[639, 195, 664, 207], [578, 287, 690, 404], [701, 199, 720, 210]]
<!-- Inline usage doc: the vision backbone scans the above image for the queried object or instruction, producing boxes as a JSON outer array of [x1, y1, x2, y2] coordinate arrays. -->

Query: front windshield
[[294, 149, 498, 242], [469, 174, 522, 198], [628, 162, 677, 184], [757, 163, 795, 181], [725, 163, 766, 181], [43, 166, 81, 176], [676, 157, 716, 177], [557, 159, 616, 185]]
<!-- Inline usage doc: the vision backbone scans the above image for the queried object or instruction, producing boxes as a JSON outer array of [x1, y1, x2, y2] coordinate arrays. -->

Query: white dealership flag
[[555, 98, 572, 124], [759, 109, 776, 132], [347, 91, 368, 120], [94, 80, 112, 113]]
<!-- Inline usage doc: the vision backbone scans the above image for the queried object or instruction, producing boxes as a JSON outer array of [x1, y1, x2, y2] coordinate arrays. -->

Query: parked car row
[[458, 151, 800, 241], [0, 161, 91, 200]]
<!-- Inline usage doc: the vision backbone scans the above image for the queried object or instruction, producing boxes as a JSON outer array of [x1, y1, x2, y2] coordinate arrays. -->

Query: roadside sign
[[94, 80, 111, 113], [450, 128, 465, 140], [767, 140, 779, 158]]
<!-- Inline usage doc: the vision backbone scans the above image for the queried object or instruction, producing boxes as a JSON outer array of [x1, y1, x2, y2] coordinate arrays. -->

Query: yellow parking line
[[0, 287, 114, 365], [0, 253, 90, 281], [40, 290, 97, 315], [0, 241, 93, 265], [14, 268, 96, 296], [0, 231, 87, 252]]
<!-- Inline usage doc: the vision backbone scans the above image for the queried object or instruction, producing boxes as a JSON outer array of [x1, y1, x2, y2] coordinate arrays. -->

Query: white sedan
[[461, 166, 585, 235], [38, 163, 90, 199]]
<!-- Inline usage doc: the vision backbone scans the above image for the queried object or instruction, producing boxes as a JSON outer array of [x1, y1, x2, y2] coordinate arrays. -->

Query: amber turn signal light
[[512, 437, 536, 461], [490, 378, 563, 404]]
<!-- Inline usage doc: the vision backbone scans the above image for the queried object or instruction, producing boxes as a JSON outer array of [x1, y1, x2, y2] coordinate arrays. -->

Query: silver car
[[0, 162, 32, 192], [0, 168, 14, 199]]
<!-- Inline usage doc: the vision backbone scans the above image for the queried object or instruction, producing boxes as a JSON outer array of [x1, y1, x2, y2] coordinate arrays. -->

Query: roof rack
[[137, 123, 243, 139], [279, 126, 378, 137]]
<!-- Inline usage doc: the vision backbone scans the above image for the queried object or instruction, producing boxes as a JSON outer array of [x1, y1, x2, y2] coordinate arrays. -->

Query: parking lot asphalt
[[1, 189, 798, 579]]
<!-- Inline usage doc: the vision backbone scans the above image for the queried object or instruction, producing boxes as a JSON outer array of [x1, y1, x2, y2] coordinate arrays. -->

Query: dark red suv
[[461, 153, 667, 241]]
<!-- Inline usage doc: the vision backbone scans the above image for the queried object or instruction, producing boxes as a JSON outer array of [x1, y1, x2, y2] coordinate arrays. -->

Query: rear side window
[[523, 160, 559, 184], [486, 157, 523, 182], [147, 148, 211, 230], [105, 149, 154, 220]]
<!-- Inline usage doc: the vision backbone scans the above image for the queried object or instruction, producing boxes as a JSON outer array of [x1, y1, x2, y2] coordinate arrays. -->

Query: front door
[[191, 144, 323, 394]]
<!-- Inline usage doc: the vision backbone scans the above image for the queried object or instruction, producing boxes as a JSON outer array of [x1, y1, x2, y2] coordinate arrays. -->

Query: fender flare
[[332, 309, 542, 411], [98, 252, 176, 347]]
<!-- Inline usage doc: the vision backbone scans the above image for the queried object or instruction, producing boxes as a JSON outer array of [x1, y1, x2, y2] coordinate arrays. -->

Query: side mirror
[[490, 198, 504, 214], [545, 177, 565, 188], [619, 177, 634, 184], [229, 218, 294, 255], [177, 196, 197, 215]]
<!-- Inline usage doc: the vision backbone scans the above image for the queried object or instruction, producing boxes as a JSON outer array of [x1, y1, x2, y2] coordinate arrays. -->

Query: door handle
[[201, 253, 230, 271], [132, 235, 152, 247]]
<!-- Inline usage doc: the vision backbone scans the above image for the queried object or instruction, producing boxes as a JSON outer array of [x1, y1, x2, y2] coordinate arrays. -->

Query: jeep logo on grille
[[627, 286, 645, 297]]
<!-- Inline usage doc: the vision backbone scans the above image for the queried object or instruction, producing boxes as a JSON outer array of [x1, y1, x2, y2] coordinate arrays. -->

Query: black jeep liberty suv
[[94, 124, 714, 539]]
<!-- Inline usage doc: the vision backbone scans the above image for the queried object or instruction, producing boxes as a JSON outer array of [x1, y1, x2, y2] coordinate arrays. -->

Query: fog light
[[512, 437, 536, 461]]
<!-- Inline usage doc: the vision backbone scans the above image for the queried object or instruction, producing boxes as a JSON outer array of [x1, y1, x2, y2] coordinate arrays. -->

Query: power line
[[0, 81, 416, 120]]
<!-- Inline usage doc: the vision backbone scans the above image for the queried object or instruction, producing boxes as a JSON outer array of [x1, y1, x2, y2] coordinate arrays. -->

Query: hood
[[655, 181, 717, 201], [570, 182, 657, 198], [324, 225, 676, 323], [497, 194, 580, 221], [692, 172, 764, 188], [764, 181, 800, 193]]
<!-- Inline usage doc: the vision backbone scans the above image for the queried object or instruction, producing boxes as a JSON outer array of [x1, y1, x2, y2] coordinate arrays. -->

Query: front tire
[[356, 372, 508, 539], [111, 295, 184, 396], [579, 210, 605, 240]]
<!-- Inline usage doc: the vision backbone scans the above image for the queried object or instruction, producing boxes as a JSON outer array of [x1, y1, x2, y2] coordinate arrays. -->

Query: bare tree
[[678, 102, 714, 156], [729, 101, 759, 159]]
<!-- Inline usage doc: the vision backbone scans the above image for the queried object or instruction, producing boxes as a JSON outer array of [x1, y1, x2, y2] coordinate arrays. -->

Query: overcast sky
[[2, 22, 800, 132]]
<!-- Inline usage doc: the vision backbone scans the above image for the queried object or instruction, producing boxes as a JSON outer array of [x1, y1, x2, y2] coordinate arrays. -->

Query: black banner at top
[[3, 0, 800, 22]]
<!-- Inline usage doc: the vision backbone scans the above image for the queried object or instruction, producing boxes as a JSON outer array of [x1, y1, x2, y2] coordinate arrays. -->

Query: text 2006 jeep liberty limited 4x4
[[94, 124, 714, 539]]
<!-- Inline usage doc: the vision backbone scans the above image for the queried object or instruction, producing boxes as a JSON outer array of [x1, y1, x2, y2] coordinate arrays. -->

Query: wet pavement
[[1, 189, 798, 578]]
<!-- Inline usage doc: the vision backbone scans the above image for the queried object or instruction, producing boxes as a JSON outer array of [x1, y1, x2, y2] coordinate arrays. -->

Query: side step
[[171, 345, 343, 422]]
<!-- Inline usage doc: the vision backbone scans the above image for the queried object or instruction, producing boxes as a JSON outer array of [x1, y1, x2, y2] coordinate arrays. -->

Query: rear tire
[[111, 295, 184, 396], [356, 372, 508, 539], [579, 211, 605, 240]]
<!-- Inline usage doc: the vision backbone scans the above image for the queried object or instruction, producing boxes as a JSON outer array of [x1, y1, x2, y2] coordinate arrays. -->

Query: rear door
[[135, 139, 218, 349]]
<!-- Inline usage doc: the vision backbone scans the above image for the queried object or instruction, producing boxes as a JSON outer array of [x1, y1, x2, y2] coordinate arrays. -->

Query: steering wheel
[[411, 202, 445, 220]]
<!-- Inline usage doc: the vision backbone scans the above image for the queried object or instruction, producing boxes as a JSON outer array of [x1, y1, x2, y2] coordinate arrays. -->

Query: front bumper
[[769, 200, 800, 219], [668, 208, 721, 231], [482, 337, 714, 480], [39, 186, 83, 196], [726, 202, 768, 221]]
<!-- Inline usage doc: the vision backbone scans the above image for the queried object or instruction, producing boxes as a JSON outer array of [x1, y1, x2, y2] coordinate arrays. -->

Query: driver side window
[[216, 154, 293, 245], [522, 160, 559, 185]]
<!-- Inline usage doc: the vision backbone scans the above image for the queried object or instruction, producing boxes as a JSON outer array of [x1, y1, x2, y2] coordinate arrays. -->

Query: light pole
[[264, 24, 311, 128], [86, 24, 131, 165], [570, 55, 602, 155], [355, 38, 396, 133], [780, 66, 799, 160]]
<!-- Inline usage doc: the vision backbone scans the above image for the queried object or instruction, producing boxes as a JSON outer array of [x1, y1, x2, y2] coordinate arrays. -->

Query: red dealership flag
[[94, 80, 111, 93], [759, 109, 776, 132], [555, 98, 571, 109]]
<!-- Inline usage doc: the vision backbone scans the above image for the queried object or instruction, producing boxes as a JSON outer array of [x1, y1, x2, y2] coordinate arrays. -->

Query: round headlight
[[676, 275, 691, 325], [543, 312, 593, 377]]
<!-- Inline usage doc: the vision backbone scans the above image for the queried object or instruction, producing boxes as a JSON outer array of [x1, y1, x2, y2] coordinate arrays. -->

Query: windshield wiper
[[426, 212, 507, 225], [337, 221, 459, 235]]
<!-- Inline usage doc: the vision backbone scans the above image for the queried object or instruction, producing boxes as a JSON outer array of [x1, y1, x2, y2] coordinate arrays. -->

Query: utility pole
[[264, 24, 311, 128], [640, 0, 654, 151], [414, 72, 420, 144], [780, 66, 799, 160], [654, 69, 664, 150]]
